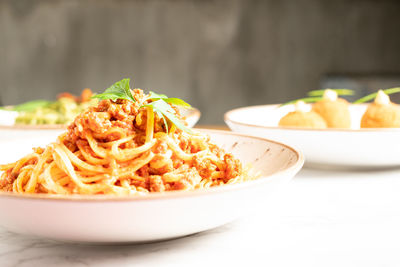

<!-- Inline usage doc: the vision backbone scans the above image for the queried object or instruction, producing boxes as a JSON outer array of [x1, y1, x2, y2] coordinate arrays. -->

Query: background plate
[[225, 104, 400, 167]]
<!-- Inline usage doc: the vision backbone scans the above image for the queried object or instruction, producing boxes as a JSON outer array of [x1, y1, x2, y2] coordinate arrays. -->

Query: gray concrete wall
[[1, 0, 400, 124]]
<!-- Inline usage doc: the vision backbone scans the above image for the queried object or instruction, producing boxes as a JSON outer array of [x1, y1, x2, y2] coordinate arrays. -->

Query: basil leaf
[[91, 93, 122, 101], [145, 100, 192, 134], [92, 78, 135, 102], [164, 98, 192, 108], [149, 91, 168, 99], [149, 92, 191, 108]]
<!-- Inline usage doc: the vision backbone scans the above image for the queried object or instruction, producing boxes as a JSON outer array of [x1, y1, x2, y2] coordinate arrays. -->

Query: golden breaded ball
[[361, 103, 400, 128], [312, 98, 351, 128], [279, 111, 327, 129]]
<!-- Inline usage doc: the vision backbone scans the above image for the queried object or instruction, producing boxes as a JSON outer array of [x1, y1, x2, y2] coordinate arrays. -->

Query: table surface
[[1, 166, 400, 267]]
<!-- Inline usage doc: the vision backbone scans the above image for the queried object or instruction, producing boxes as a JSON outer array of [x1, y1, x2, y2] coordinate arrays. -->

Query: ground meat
[[75, 139, 89, 147], [86, 112, 113, 134], [152, 140, 168, 154], [172, 167, 202, 190], [148, 175, 165, 192], [177, 134, 199, 153], [108, 103, 129, 121], [179, 136, 189, 152], [96, 99, 111, 112], [171, 155, 184, 169], [101, 131, 125, 142], [64, 138, 77, 151], [137, 164, 150, 178], [149, 154, 173, 175], [192, 156, 217, 179], [223, 153, 242, 182], [0, 169, 15, 191]]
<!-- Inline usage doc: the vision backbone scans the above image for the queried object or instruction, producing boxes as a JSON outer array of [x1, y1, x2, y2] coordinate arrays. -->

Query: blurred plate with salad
[[0, 89, 97, 127]]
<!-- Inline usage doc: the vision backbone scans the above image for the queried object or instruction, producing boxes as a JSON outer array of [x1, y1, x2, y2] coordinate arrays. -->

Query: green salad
[[3, 89, 98, 125], [15, 98, 97, 125]]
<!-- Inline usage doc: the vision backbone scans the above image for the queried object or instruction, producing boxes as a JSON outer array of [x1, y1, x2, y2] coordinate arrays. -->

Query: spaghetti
[[0, 89, 251, 195]]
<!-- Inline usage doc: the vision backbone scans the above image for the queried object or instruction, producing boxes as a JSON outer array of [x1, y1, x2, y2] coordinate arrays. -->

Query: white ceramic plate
[[0, 107, 201, 141], [0, 129, 303, 243], [225, 104, 400, 168]]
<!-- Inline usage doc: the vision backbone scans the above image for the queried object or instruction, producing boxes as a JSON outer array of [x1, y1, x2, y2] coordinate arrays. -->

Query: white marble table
[[1, 167, 400, 267]]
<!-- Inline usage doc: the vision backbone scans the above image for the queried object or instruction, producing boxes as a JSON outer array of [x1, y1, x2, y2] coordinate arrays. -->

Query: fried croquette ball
[[312, 89, 351, 128], [361, 90, 400, 128], [279, 101, 327, 129]]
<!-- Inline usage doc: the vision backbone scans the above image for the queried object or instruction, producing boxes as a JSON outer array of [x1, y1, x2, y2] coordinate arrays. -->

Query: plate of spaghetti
[[0, 79, 303, 243]]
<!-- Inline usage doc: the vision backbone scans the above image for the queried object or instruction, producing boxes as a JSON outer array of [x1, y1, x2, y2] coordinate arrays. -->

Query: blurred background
[[1, 0, 400, 124]]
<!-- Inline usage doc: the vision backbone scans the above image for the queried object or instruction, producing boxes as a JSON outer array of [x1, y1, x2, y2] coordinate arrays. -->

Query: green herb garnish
[[93, 78, 192, 133], [149, 91, 192, 108], [307, 89, 354, 97], [353, 87, 400, 104], [145, 99, 192, 134], [92, 78, 135, 102], [280, 88, 354, 107], [1, 100, 51, 112]]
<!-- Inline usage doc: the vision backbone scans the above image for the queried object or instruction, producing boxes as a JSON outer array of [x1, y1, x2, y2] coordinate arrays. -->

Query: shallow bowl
[[0, 129, 303, 243], [225, 104, 400, 167]]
